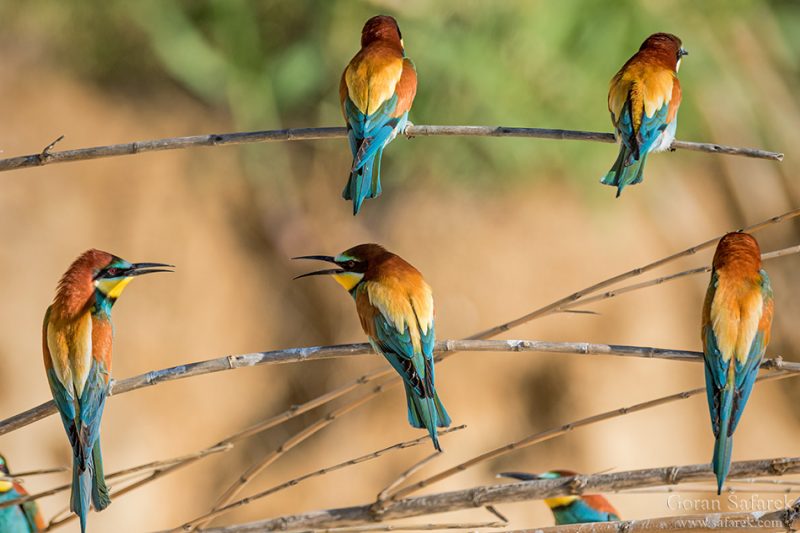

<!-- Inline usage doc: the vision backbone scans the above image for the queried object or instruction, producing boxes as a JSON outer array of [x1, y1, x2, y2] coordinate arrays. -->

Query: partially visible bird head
[[53, 249, 173, 316], [0, 454, 12, 492], [294, 243, 390, 292], [640, 33, 688, 71], [712, 232, 762, 272], [361, 15, 403, 48], [497, 470, 580, 508]]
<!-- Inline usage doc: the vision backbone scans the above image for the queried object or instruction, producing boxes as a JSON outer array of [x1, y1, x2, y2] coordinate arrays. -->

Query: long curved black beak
[[292, 255, 343, 280], [129, 262, 175, 276], [496, 472, 541, 482]]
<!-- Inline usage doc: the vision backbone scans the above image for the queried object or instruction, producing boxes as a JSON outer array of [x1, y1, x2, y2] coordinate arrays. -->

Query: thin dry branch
[[198, 458, 800, 531], [176, 427, 465, 531], [0, 466, 68, 483], [0, 444, 233, 511], [0, 125, 782, 173], [390, 372, 794, 500], [203, 520, 507, 533], [469, 208, 800, 340]]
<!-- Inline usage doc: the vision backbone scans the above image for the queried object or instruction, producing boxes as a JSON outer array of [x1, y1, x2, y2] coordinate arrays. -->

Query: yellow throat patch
[[545, 495, 579, 508], [332, 272, 364, 292], [95, 276, 133, 300]]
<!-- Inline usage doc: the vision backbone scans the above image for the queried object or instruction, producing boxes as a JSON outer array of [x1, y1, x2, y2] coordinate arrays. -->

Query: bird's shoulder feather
[[344, 43, 405, 116]]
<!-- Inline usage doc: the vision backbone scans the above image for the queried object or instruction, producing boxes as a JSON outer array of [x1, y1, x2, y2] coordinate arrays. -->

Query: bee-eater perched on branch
[[0, 454, 45, 533], [497, 470, 620, 524], [702, 232, 773, 494], [43, 250, 173, 532], [340, 15, 417, 215], [294, 244, 450, 450], [602, 33, 687, 196]]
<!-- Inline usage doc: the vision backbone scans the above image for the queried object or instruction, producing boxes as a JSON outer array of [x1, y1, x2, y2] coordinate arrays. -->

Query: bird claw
[[404, 121, 415, 139]]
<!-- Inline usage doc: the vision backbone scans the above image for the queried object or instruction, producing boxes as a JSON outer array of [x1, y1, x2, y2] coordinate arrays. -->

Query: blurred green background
[[0, 1, 799, 531]]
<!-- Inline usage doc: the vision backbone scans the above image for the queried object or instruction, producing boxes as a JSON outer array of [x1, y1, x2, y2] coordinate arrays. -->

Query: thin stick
[[376, 452, 443, 504], [469, 208, 800, 340], [197, 459, 800, 531], [390, 372, 794, 500], [0, 444, 233, 511], [0, 125, 781, 173], [176, 427, 465, 531], [620, 485, 800, 494], [202, 521, 507, 533], [0, 466, 68, 483]]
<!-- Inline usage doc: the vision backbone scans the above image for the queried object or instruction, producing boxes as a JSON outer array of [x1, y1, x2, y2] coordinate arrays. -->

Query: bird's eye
[[106, 268, 120, 277], [345, 260, 357, 270]]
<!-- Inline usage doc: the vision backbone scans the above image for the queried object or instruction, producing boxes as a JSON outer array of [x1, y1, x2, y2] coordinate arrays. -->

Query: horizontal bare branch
[[0, 124, 782, 173], [199, 458, 800, 531], [203, 520, 507, 533], [2, 337, 798, 439]]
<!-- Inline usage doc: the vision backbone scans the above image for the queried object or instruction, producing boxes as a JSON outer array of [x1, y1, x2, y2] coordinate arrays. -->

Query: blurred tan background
[[0, 0, 799, 531]]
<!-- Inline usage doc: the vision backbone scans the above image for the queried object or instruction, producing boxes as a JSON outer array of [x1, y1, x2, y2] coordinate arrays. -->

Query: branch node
[[568, 475, 587, 494], [39, 135, 65, 164], [666, 466, 680, 485]]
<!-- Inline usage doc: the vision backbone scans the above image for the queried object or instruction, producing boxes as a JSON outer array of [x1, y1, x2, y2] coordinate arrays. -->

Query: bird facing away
[[497, 470, 620, 524], [295, 244, 450, 450], [0, 454, 45, 533], [702, 232, 772, 494], [340, 15, 417, 215], [601, 33, 687, 196], [43, 249, 173, 532]]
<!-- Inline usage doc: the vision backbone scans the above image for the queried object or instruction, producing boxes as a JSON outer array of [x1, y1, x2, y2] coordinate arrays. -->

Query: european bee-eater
[[340, 15, 417, 215], [702, 232, 772, 494], [43, 249, 173, 532], [0, 454, 45, 533], [294, 244, 450, 450], [498, 471, 620, 524], [602, 33, 687, 196]]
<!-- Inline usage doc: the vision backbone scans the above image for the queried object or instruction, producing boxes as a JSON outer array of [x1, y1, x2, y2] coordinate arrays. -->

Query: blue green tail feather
[[91, 442, 111, 512], [712, 388, 735, 495], [404, 384, 449, 451], [600, 144, 647, 197], [71, 455, 92, 533]]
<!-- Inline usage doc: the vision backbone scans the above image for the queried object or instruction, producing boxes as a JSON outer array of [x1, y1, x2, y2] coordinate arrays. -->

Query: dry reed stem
[[0, 125, 781, 173]]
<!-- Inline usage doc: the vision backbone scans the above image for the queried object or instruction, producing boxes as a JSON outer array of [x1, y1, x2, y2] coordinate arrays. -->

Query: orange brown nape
[[51, 249, 115, 319], [712, 232, 762, 274], [360, 15, 402, 47], [637, 33, 685, 71]]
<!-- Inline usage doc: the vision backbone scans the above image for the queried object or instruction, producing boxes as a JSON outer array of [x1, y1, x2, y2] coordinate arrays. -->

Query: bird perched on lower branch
[[294, 243, 450, 450], [497, 470, 620, 524], [602, 33, 687, 196], [0, 454, 45, 533], [702, 232, 773, 494], [43, 249, 173, 532], [340, 15, 417, 215]]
